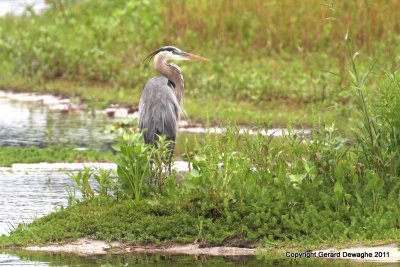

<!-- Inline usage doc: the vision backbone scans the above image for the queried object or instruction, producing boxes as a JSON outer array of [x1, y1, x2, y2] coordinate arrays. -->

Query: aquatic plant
[[112, 131, 152, 204], [93, 167, 114, 197], [67, 166, 94, 201]]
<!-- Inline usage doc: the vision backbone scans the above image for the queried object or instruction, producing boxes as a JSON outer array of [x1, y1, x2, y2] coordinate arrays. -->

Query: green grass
[[0, 200, 216, 246], [1, 0, 399, 127], [2, 69, 400, 250], [1, 197, 398, 250], [0, 146, 115, 167]]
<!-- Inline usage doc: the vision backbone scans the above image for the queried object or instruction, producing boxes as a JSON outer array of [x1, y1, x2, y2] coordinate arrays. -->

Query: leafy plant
[[149, 135, 175, 188], [349, 53, 400, 184], [67, 166, 94, 202], [113, 131, 152, 204], [93, 167, 114, 197]]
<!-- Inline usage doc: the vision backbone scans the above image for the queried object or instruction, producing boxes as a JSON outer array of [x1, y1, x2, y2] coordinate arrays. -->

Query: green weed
[[67, 166, 94, 201], [113, 131, 152, 204], [0, 146, 114, 167], [93, 168, 114, 197]]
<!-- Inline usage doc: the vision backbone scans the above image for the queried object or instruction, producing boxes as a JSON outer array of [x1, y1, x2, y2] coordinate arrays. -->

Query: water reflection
[[0, 250, 263, 267], [0, 93, 115, 150], [0, 250, 374, 266]]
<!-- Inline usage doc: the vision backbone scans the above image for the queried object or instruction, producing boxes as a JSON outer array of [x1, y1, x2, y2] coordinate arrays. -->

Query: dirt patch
[[128, 244, 257, 256], [25, 238, 258, 256], [26, 238, 122, 256]]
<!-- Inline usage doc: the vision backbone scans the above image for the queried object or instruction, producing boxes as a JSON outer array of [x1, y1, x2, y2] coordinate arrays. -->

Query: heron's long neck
[[154, 54, 184, 104]]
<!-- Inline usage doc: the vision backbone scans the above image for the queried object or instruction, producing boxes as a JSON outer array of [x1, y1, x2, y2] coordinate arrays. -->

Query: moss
[[0, 199, 230, 247]]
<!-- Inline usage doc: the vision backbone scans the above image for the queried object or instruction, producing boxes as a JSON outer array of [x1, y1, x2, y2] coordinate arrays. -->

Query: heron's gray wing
[[138, 77, 180, 145]]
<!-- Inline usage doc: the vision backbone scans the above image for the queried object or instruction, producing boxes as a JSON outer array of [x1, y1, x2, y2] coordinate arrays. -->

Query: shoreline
[[21, 238, 400, 262], [0, 161, 190, 173], [24, 238, 258, 256]]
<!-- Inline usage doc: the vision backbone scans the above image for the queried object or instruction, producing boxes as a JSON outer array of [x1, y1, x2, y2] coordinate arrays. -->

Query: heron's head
[[144, 46, 208, 67]]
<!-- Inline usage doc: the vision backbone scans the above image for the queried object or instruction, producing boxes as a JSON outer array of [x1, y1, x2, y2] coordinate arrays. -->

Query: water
[[0, 250, 376, 266], [0, 168, 77, 236], [0, 93, 116, 150], [0, 92, 193, 237], [0, 251, 280, 267]]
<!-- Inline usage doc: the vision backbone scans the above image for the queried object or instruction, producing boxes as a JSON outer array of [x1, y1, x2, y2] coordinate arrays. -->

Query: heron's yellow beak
[[184, 53, 209, 61], [174, 52, 208, 61]]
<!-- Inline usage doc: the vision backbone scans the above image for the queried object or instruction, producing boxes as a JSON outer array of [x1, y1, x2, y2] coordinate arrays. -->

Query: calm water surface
[[0, 250, 365, 267], [0, 91, 198, 153], [0, 93, 115, 150]]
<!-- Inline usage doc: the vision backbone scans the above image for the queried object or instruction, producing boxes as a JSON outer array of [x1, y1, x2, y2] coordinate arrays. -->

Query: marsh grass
[[162, 0, 400, 54], [1, 1, 400, 126], [348, 50, 400, 181], [375, 79, 400, 176], [0, 146, 114, 167], [113, 132, 152, 204], [93, 168, 114, 197]]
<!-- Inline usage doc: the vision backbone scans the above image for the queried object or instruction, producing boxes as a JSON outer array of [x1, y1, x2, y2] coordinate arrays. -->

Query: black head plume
[[143, 46, 182, 67]]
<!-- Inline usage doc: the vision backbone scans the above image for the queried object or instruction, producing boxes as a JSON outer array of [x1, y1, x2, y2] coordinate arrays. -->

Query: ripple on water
[[0, 170, 75, 236]]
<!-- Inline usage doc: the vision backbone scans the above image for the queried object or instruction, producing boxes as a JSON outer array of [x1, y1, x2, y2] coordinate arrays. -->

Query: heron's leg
[[168, 161, 172, 176], [149, 159, 154, 185], [167, 140, 175, 176]]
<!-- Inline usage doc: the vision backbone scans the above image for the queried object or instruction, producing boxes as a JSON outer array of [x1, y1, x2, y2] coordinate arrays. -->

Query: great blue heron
[[139, 46, 208, 172]]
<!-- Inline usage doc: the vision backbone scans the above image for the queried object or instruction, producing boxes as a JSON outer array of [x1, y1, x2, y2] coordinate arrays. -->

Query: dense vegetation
[[1, 0, 400, 126], [2, 65, 400, 249], [1, 0, 400, 255]]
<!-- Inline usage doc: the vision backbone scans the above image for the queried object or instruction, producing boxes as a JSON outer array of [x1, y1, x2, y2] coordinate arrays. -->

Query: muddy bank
[[25, 238, 258, 256], [25, 239, 400, 262]]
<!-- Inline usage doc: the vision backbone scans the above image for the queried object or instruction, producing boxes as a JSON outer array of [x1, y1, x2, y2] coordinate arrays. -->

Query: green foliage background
[[1, 0, 400, 125]]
